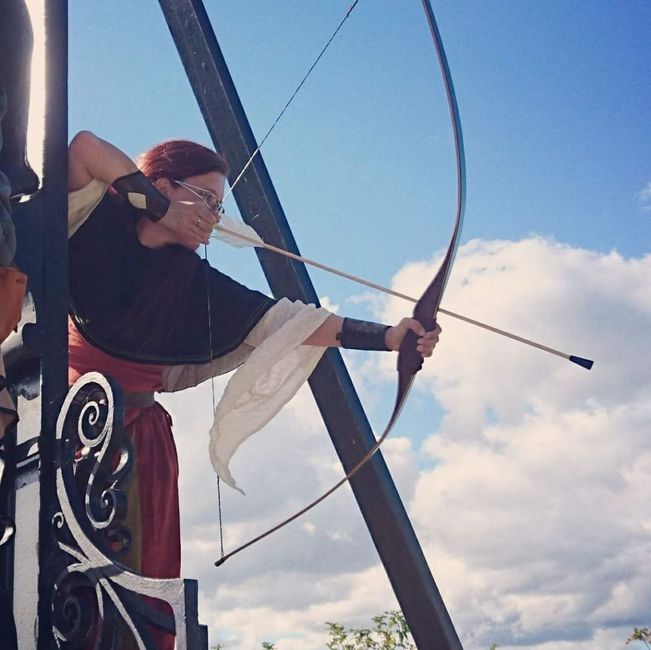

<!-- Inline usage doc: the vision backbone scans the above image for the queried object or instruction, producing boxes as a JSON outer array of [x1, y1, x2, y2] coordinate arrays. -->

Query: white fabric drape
[[207, 299, 329, 492]]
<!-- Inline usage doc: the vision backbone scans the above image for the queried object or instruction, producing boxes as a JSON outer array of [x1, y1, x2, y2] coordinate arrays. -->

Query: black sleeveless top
[[69, 192, 275, 364]]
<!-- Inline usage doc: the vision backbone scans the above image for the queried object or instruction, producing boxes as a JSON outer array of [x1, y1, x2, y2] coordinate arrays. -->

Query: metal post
[[34, 1, 70, 646]]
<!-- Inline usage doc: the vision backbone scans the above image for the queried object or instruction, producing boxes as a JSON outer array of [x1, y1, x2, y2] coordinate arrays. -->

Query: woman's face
[[169, 171, 227, 216]]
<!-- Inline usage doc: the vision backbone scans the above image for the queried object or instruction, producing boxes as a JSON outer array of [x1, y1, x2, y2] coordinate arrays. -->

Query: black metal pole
[[34, 1, 70, 647], [158, 1, 462, 647]]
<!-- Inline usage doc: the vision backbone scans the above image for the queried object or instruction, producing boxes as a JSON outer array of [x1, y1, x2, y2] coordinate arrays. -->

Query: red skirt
[[68, 320, 179, 648]]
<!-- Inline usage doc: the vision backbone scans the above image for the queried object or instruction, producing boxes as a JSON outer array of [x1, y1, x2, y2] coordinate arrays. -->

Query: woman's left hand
[[385, 318, 442, 357]]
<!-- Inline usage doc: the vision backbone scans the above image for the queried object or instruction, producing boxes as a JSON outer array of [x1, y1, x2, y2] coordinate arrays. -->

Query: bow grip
[[397, 316, 436, 375]]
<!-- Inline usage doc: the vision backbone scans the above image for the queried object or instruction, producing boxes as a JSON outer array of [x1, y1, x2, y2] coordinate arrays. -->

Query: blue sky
[[62, 2, 651, 648], [69, 0, 650, 275]]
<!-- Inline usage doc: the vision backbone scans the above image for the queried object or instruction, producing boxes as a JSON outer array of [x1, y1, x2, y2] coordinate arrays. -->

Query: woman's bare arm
[[68, 130, 139, 191], [302, 315, 344, 347]]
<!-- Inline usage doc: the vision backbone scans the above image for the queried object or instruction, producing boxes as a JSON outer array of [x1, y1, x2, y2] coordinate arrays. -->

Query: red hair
[[137, 139, 229, 181]]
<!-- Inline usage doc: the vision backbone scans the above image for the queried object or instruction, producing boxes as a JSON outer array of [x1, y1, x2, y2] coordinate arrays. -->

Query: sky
[[29, 0, 651, 647]]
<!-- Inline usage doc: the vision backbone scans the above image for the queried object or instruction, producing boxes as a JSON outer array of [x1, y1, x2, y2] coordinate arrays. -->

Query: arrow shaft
[[259, 236, 571, 361], [214, 224, 586, 364]]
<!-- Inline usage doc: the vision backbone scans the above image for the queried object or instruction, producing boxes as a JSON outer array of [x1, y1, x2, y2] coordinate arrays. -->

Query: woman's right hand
[[159, 200, 218, 250]]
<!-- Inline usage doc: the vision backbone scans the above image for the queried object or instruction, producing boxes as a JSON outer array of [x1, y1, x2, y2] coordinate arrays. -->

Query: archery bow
[[215, 0, 467, 567]]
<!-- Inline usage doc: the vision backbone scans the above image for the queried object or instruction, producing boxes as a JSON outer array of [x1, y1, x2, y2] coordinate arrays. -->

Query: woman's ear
[[154, 177, 172, 197]]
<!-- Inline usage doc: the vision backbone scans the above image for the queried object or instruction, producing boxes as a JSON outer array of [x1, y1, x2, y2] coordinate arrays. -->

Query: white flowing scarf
[[206, 299, 329, 492]]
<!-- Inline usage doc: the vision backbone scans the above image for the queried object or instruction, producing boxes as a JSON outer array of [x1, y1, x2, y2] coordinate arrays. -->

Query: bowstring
[[203, 242, 224, 559], [209, 1, 361, 560], [222, 0, 360, 203]]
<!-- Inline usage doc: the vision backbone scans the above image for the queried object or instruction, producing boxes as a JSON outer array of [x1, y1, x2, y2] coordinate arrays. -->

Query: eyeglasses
[[173, 179, 225, 215]]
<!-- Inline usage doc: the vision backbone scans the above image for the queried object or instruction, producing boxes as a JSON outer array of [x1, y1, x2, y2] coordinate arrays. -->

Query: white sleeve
[[208, 298, 331, 493], [68, 179, 108, 237]]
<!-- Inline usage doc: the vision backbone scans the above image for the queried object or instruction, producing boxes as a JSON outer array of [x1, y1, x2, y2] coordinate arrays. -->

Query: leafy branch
[[627, 627, 651, 650]]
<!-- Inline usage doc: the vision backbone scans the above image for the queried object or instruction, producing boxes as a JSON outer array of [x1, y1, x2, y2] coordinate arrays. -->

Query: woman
[[67, 131, 441, 646]]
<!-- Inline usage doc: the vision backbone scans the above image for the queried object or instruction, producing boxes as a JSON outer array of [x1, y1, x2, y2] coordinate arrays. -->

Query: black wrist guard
[[112, 171, 170, 222], [336, 317, 390, 351]]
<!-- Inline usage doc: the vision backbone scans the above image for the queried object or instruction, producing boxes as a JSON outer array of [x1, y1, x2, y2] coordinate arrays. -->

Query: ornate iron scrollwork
[[51, 372, 207, 649]]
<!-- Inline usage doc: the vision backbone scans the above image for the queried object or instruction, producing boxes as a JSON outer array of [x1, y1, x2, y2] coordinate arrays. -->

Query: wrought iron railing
[[51, 372, 207, 649]]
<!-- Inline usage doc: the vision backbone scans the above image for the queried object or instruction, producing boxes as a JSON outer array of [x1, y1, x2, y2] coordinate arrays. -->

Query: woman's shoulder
[[68, 178, 109, 238]]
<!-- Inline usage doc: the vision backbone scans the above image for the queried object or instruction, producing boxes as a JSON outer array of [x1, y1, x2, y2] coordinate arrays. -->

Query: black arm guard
[[336, 317, 390, 351], [112, 171, 170, 222]]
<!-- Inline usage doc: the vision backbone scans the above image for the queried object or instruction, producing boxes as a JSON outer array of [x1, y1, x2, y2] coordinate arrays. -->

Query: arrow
[[212, 219, 593, 370]]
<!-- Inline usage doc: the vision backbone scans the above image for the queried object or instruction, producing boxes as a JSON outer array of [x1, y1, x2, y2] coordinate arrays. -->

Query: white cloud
[[160, 237, 651, 649], [318, 295, 340, 313], [638, 181, 651, 211]]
